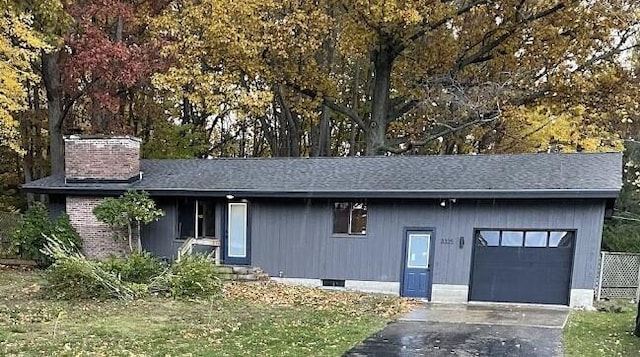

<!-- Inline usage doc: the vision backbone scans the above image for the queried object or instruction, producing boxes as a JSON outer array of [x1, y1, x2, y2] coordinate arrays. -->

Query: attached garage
[[469, 230, 575, 305]]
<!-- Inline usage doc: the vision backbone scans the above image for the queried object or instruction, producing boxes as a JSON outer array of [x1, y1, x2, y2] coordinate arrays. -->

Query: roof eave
[[21, 185, 621, 200]]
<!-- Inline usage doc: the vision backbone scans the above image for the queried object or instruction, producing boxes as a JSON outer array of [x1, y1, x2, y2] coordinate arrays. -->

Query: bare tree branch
[[403, 0, 493, 48], [323, 97, 369, 133], [382, 111, 501, 154], [455, 2, 567, 72], [388, 99, 420, 122]]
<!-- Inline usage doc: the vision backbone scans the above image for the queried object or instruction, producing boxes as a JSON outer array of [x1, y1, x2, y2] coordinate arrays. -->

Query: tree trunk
[[311, 105, 331, 157], [349, 122, 358, 156], [636, 300, 640, 337], [136, 223, 142, 252], [366, 46, 394, 155], [275, 86, 300, 157], [115, 15, 123, 42], [42, 51, 65, 175], [239, 125, 246, 157], [318, 105, 331, 156], [259, 114, 278, 156], [127, 222, 133, 253]]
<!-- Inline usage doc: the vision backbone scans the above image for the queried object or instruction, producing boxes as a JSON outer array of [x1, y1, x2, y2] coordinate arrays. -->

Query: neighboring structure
[[23, 136, 622, 308]]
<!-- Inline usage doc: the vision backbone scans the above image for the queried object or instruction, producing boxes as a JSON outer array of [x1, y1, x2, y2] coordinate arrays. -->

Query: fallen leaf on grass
[[223, 281, 417, 318]]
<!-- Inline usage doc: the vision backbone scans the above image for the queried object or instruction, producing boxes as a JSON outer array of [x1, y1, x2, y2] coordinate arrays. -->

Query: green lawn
[[0, 268, 410, 356], [564, 303, 640, 357]]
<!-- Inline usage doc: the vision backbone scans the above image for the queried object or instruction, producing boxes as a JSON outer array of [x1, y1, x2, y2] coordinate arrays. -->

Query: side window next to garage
[[332, 202, 367, 236], [474, 230, 575, 248]]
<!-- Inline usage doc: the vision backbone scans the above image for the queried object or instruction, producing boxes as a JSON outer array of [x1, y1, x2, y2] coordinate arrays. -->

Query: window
[[477, 231, 500, 246], [407, 234, 430, 268], [197, 201, 215, 237], [228, 202, 247, 257], [501, 231, 524, 247], [475, 229, 575, 248], [177, 199, 195, 239], [525, 231, 548, 247], [177, 199, 215, 239], [549, 231, 573, 247], [333, 202, 367, 235]]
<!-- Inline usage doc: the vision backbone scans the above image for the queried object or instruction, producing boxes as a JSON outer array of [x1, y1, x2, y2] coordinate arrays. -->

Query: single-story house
[[23, 136, 622, 308]]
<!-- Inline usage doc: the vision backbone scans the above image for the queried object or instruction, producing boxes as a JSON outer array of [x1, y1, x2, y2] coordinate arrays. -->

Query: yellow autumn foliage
[[154, 0, 639, 153], [495, 106, 623, 154], [0, 2, 50, 153]]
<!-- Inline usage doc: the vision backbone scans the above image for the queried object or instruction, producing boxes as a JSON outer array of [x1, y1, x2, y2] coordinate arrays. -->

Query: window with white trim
[[332, 202, 367, 235]]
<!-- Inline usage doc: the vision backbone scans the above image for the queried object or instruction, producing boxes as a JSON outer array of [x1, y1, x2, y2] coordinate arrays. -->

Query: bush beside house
[[42, 234, 221, 300], [92, 190, 164, 253], [102, 251, 164, 284], [10, 202, 82, 266], [10, 192, 220, 300]]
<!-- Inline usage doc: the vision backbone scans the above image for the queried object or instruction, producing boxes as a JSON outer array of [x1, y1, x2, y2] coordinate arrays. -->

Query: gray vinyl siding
[[141, 200, 225, 261], [141, 201, 177, 259], [250, 198, 606, 290]]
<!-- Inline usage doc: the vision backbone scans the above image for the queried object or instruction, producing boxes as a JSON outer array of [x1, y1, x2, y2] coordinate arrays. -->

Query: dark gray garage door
[[469, 230, 575, 305]]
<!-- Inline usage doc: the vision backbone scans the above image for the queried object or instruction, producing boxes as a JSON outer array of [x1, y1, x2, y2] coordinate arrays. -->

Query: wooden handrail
[[177, 237, 221, 265]]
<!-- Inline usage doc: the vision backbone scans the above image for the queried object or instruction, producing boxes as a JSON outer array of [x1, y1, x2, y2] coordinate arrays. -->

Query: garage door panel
[[470, 231, 574, 305]]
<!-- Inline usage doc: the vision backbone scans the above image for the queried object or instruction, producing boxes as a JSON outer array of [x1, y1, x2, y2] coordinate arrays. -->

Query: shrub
[[42, 235, 134, 300], [92, 190, 163, 253], [169, 255, 222, 298], [602, 221, 640, 253], [126, 282, 151, 299], [42, 235, 221, 300], [11, 203, 82, 266], [45, 255, 111, 299], [103, 252, 164, 284]]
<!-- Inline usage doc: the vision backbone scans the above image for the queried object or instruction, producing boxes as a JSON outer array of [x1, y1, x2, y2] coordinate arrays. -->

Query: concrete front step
[[213, 265, 269, 282]]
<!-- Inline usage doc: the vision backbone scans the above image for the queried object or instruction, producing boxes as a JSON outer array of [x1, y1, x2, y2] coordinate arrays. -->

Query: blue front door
[[401, 231, 433, 298]]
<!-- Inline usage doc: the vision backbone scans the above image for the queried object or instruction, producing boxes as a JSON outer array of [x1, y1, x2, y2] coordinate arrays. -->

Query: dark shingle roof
[[22, 152, 622, 199]]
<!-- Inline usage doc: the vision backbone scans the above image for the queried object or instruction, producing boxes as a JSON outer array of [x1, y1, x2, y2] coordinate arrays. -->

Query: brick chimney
[[64, 136, 141, 183]]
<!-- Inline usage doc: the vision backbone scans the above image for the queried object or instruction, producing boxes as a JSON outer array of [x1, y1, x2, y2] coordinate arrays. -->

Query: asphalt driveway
[[344, 304, 569, 357]]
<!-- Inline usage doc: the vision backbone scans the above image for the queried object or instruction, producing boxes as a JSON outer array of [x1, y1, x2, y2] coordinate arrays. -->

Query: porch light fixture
[[440, 198, 457, 207], [226, 194, 235, 200]]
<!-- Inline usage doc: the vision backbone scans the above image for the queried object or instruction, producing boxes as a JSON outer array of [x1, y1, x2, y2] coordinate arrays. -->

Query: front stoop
[[213, 265, 270, 282]]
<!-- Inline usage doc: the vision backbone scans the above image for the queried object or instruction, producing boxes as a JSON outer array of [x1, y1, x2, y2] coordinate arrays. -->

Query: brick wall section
[[65, 137, 140, 181], [66, 196, 134, 258]]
